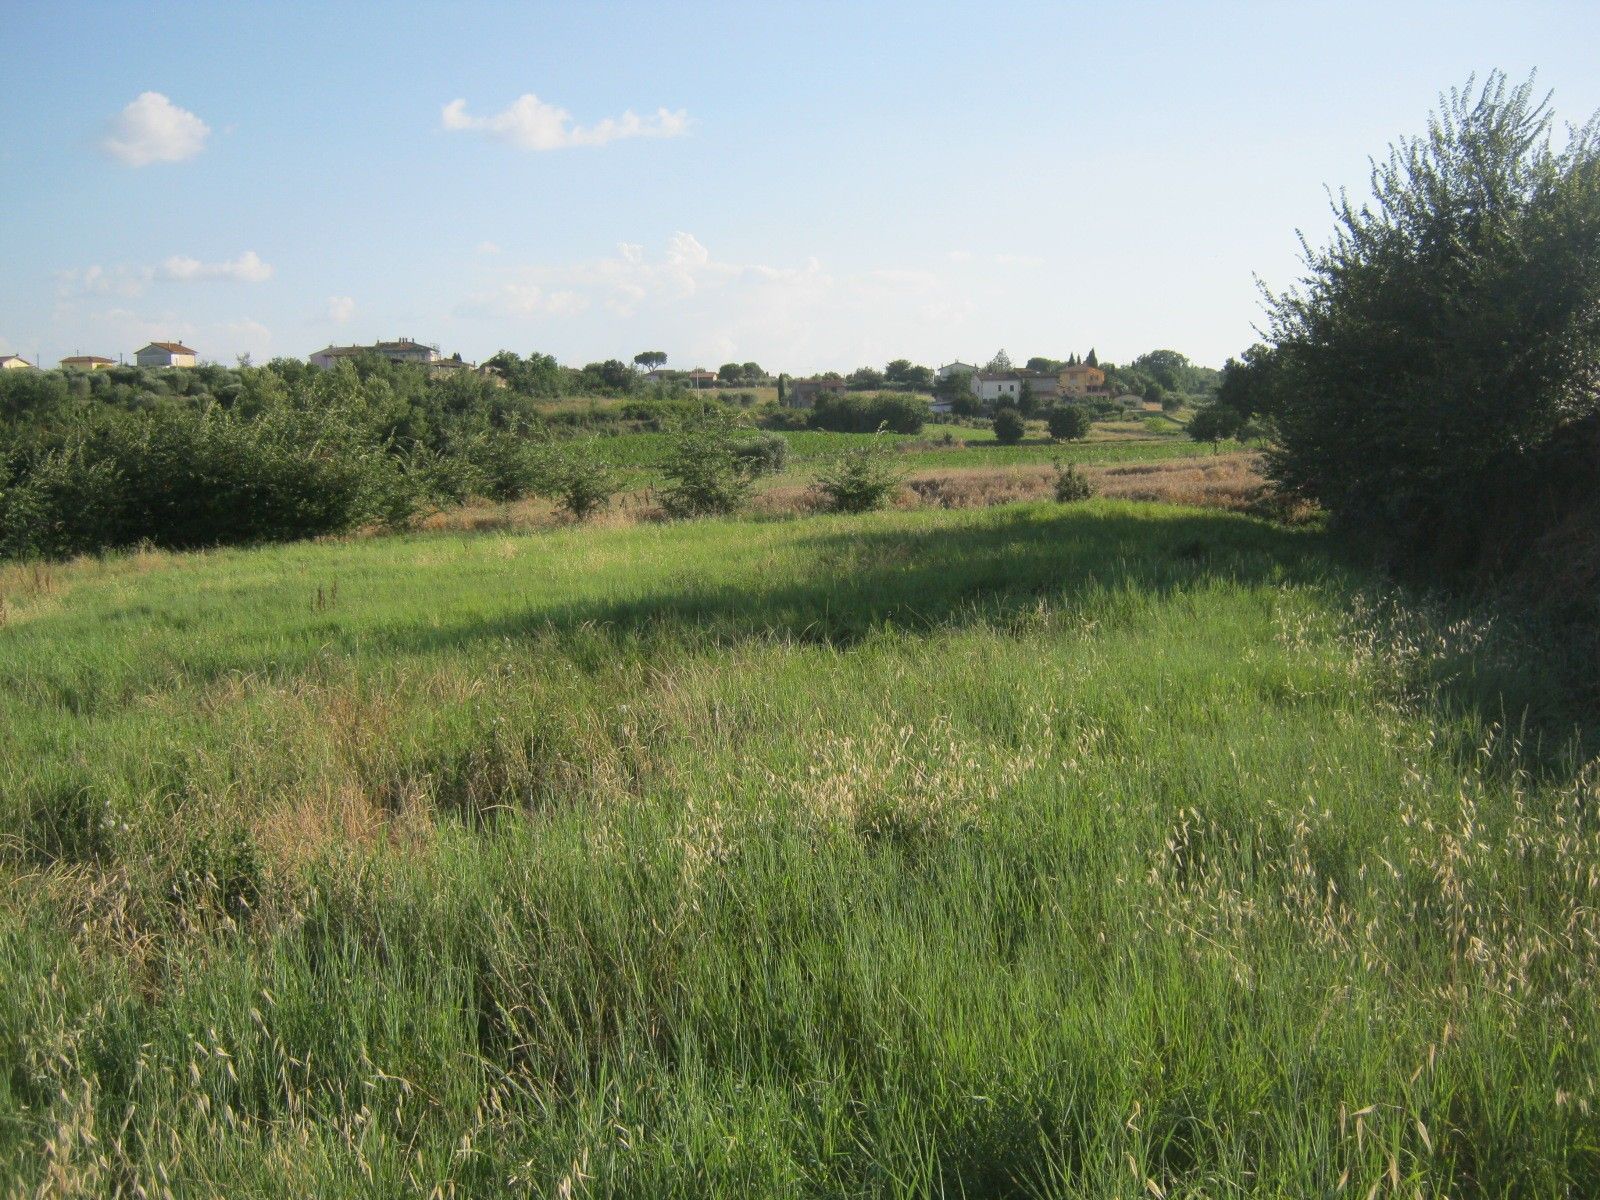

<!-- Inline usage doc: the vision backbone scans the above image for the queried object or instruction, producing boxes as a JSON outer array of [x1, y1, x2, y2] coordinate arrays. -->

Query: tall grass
[[1, 502, 1595, 1196]]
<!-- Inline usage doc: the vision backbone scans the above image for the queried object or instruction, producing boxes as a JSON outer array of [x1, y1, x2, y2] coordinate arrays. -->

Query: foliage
[[657, 416, 760, 517], [1046, 404, 1092, 441], [718, 361, 765, 385], [730, 430, 789, 476], [985, 349, 1013, 371], [0, 395, 408, 558], [933, 370, 979, 416], [812, 431, 906, 513], [1051, 458, 1094, 501], [1188, 403, 1241, 445], [807, 391, 927, 435], [991, 406, 1026, 444], [883, 359, 934, 391], [633, 350, 668, 371], [1262, 72, 1600, 571], [529, 438, 625, 519]]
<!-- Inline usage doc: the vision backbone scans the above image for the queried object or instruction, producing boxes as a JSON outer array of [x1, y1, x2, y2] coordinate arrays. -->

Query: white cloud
[[475, 241, 503, 255], [57, 263, 149, 299], [441, 93, 689, 151], [327, 295, 355, 322], [454, 233, 951, 368], [102, 92, 210, 166], [457, 281, 591, 319], [158, 251, 274, 284]]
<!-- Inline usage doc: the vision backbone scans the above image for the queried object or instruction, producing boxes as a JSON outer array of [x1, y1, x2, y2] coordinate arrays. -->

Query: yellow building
[[60, 355, 116, 371], [0, 354, 35, 370], [1058, 363, 1107, 397]]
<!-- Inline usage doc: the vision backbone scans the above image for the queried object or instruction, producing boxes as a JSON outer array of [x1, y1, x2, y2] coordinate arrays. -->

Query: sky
[[3, 1, 1599, 375]]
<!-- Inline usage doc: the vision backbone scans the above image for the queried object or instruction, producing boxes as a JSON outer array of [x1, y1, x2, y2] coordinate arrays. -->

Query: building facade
[[134, 342, 197, 368], [309, 339, 443, 370], [1058, 363, 1107, 397], [60, 355, 116, 371]]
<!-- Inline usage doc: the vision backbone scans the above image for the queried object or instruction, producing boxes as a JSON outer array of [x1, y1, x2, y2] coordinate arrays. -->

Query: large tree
[[633, 350, 667, 372], [1264, 72, 1600, 557]]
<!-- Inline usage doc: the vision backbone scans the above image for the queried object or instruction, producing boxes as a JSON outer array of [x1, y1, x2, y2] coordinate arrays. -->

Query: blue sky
[[3, 1, 1598, 373]]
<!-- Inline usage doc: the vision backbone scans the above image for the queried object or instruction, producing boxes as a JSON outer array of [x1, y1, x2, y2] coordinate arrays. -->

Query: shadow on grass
[[386, 501, 1594, 778], [392, 505, 1336, 654]]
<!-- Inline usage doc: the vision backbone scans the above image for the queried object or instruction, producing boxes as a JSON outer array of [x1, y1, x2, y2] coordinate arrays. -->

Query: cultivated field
[[2, 498, 1596, 1196]]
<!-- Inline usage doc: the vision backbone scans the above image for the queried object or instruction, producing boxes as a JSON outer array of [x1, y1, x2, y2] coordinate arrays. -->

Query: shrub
[[813, 433, 906, 513], [0, 396, 411, 559], [531, 439, 624, 519], [658, 418, 758, 518], [1187, 403, 1241, 446], [731, 431, 789, 476], [1263, 73, 1600, 573], [809, 392, 927, 435], [1046, 404, 1092, 442], [757, 406, 812, 432], [992, 407, 1026, 445], [1052, 460, 1094, 503]]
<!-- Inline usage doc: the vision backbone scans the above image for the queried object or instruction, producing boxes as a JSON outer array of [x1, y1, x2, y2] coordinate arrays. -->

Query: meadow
[[586, 422, 1236, 479], [2, 499, 1597, 1196]]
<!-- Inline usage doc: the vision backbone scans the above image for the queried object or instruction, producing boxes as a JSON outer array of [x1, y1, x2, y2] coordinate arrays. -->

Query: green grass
[[2, 502, 1596, 1196], [587, 424, 1230, 480]]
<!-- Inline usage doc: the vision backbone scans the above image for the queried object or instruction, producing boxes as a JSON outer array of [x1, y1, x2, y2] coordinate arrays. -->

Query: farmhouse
[[1059, 362, 1108, 397], [309, 338, 443, 370], [685, 369, 718, 388], [60, 355, 116, 371], [935, 361, 979, 380], [0, 354, 35, 370], [785, 377, 848, 408], [135, 342, 197, 368]]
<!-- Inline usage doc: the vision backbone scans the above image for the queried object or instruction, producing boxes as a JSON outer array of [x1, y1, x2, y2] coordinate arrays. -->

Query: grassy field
[[2, 502, 1597, 1196], [587, 422, 1237, 479]]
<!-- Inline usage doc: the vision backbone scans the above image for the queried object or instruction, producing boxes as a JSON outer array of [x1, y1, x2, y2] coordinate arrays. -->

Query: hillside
[[2, 501, 1596, 1195]]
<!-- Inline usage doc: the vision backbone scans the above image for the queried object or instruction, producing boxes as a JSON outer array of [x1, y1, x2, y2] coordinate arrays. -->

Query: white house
[[973, 371, 1022, 406], [134, 342, 197, 368], [0, 354, 35, 370], [935, 361, 979, 381]]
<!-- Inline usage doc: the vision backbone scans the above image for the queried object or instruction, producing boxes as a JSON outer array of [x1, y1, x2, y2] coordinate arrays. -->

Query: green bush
[[530, 439, 624, 519], [992, 407, 1026, 445], [0, 396, 411, 559], [813, 433, 906, 513], [1052, 460, 1094, 503], [731, 431, 789, 476], [1263, 73, 1600, 572], [757, 406, 812, 432], [808, 392, 927, 435], [658, 419, 759, 518], [1046, 404, 1092, 442]]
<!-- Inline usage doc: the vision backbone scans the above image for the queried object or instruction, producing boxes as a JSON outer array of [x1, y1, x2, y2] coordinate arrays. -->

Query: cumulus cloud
[[158, 251, 274, 284], [327, 295, 355, 322], [458, 281, 589, 319], [102, 92, 210, 166], [441, 93, 689, 151]]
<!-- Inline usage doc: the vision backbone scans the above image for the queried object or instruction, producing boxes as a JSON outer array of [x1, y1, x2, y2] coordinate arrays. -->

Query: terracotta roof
[[142, 342, 196, 355], [61, 355, 115, 364]]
